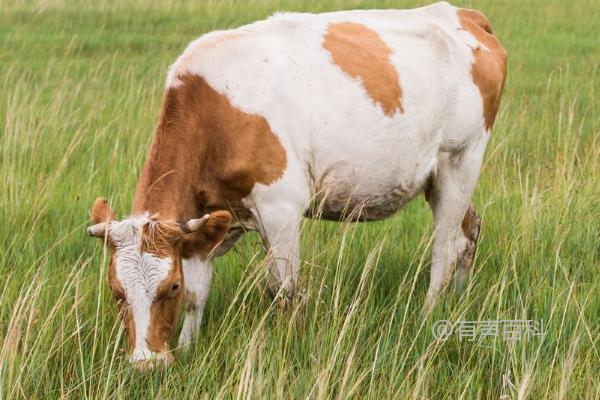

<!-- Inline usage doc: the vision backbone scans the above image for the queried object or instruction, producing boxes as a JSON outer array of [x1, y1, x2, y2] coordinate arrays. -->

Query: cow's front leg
[[256, 204, 303, 302], [177, 255, 213, 349]]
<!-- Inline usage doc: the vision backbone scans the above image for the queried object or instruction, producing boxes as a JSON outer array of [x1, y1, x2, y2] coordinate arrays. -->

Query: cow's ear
[[200, 211, 233, 244], [87, 197, 117, 239], [180, 211, 232, 253], [91, 197, 116, 223]]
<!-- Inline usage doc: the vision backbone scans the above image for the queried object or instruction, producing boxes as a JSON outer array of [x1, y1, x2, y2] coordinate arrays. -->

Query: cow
[[87, 2, 507, 368]]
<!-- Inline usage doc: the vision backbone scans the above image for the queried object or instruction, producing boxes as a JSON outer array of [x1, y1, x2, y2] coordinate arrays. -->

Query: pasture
[[0, 0, 598, 398]]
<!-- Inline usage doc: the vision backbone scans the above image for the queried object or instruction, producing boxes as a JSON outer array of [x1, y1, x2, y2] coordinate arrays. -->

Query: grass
[[0, 0, 598, 398]]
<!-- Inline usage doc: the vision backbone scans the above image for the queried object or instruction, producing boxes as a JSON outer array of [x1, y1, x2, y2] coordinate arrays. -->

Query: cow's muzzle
[[130, 350, 174, 371]]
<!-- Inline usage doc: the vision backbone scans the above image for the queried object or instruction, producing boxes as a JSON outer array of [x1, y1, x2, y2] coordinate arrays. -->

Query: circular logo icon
[[432, 320, 453, 339]]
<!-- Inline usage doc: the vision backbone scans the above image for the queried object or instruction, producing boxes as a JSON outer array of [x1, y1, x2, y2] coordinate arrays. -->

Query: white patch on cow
[[108, 215, 172, 361]]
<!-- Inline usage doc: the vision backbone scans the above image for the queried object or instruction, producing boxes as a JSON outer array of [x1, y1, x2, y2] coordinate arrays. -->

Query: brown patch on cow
[[458, 203, 481, 277], [107, 253, 136, 350], [117, 301, 136, 351], [461, 203, 481, 243], [323, 22, 403, 116], [146, 259, 184, 354], [458, 9, 508, 131], [133, 74, 286, 227]]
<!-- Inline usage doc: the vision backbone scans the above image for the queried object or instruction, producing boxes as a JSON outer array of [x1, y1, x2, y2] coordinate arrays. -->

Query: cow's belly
[[305, 147, 438, 221], [308, 183, 424, 221]]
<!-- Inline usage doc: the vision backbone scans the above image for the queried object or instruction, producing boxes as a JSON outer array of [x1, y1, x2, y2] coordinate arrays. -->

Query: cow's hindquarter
[[425, 133, 488, 307], [424, 8, 507, 307]]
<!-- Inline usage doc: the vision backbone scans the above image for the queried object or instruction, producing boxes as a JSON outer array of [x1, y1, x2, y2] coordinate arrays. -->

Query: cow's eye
[[157, 282, 181, 300]]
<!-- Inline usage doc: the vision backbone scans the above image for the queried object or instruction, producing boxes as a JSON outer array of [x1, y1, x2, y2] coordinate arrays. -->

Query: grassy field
[[0, 0, 598, 398]]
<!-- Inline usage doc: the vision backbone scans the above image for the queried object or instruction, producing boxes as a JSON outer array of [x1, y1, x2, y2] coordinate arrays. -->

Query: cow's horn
[[182, 214, 210, 232], [87, 222, 108, 238]]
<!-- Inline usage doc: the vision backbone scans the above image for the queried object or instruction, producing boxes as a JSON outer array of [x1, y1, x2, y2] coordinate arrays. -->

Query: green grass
[[0, 0, 598, 398]]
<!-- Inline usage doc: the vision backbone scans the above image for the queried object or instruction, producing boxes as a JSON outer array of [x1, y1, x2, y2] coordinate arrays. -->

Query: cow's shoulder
[[457, 8, 508, 130], [144, 73, 286, 212]]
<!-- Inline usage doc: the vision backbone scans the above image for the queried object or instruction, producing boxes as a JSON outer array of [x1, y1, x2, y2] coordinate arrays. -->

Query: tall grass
[[0, 0, 598, 398]]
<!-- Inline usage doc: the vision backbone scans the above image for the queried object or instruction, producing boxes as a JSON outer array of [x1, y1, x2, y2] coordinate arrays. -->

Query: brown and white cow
[[88, 2, 506, 367]]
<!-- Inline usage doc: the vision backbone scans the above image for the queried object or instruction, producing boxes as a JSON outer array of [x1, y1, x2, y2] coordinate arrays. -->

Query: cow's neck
[[131, 87, 207, 221], [132, 159, 198, 221]]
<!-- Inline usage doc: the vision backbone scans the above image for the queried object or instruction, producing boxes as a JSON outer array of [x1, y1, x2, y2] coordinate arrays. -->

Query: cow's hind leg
[[425, 136, 487, 310]]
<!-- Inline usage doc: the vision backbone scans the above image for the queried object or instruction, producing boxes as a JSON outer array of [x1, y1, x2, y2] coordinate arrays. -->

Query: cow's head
[[86, 198, 231, 369]]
